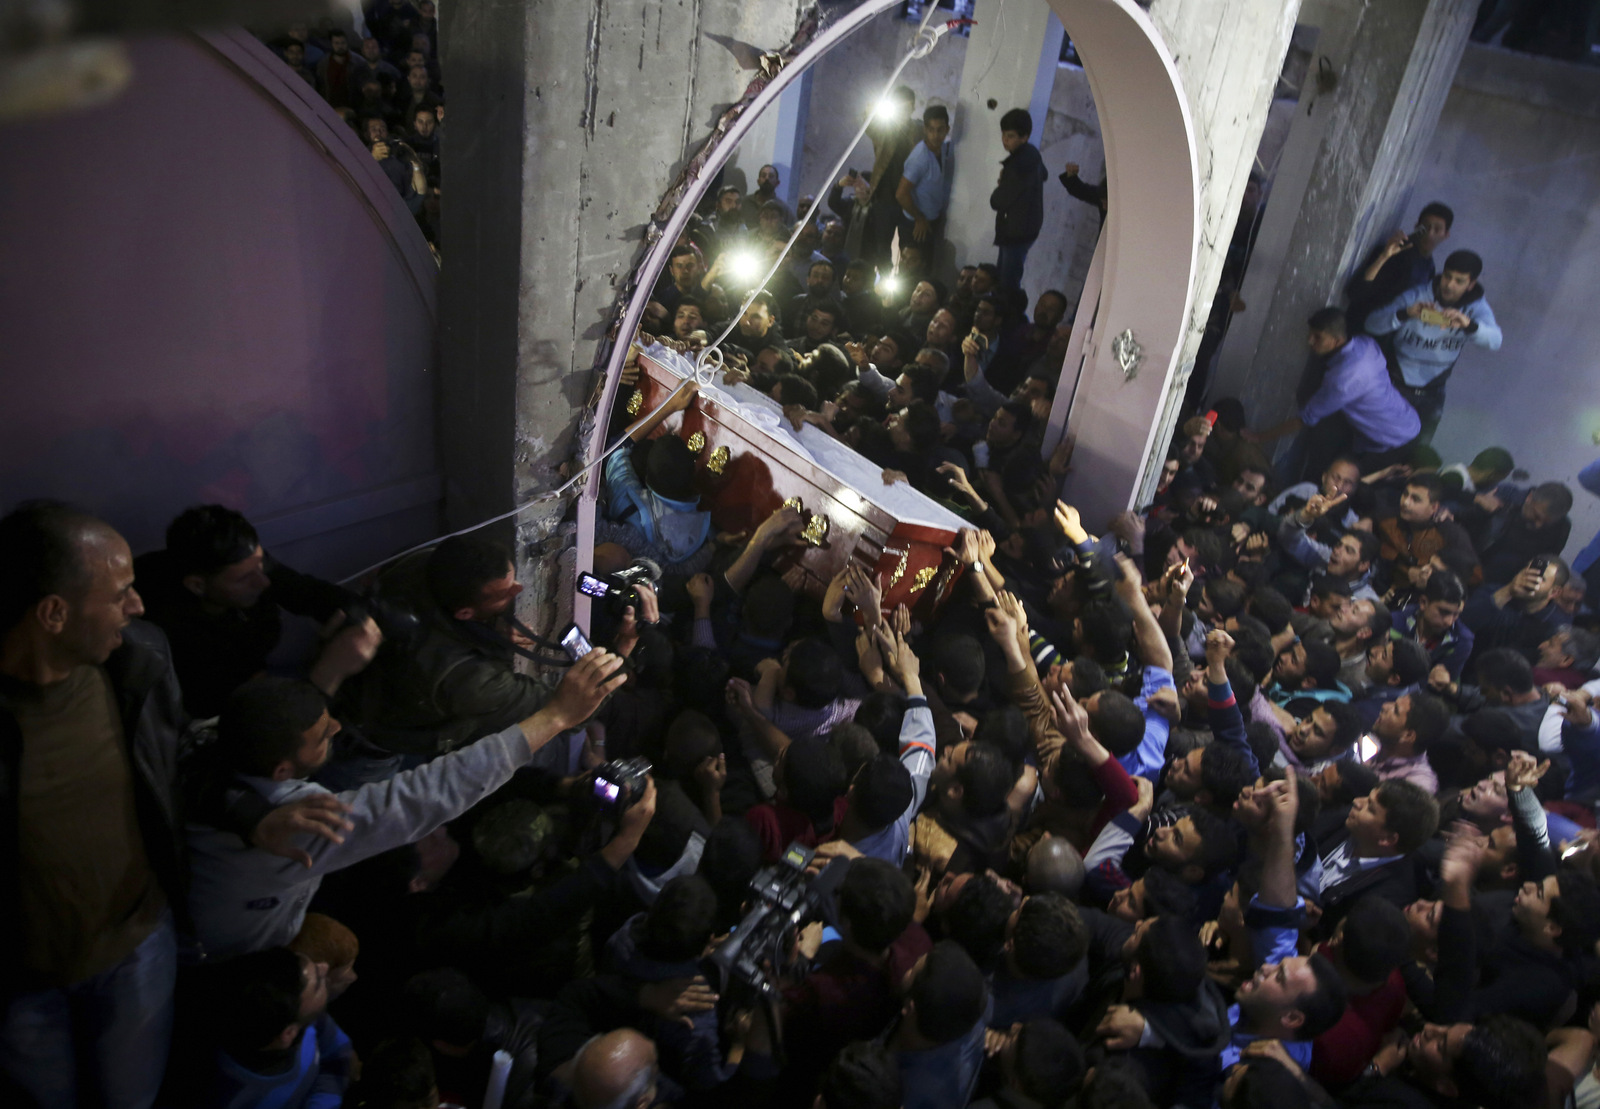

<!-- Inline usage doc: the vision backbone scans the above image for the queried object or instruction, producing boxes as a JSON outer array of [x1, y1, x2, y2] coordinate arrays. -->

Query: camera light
[[874, 96, 904, 122], [727, 250, 763, 285], [877, 275, 900, 297]]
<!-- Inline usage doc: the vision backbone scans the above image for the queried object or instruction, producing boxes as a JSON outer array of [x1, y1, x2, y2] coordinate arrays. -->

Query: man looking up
[[1375, 474, 1478, 599], [1345, 201, 1453, 332], [1366, 250, 1502, 443], [741, 164, 786, 229], [897, 105, 952, 248], [1391, 570, 1475, 682], [989, 108, 1047, 292], [1245, 309, 1419, 475], [0, 501, 350, 1108]]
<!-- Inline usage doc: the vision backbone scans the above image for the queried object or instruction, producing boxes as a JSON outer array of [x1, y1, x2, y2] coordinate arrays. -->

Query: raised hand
[[1504, 749, 1551, 792], [547, 649, 628, 729], [1300, 492, 1348, 523], [250, 795, 355, 869], [1096, 1004, 1146, 1051], [1054, 500, 1087, 543]]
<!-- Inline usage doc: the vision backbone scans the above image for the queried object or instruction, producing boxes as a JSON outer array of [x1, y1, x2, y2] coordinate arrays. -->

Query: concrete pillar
[[943, 0, 1066, 282], [1129, 0, 1307, 502], [1207, 0, 1477, 427], [439, 0, 805, 625]]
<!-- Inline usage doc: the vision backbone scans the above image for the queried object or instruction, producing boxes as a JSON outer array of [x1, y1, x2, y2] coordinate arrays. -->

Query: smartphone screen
[[577, 572, 611, 599], [560, 623, 592, 660], [1356, 734, 1380, 762]]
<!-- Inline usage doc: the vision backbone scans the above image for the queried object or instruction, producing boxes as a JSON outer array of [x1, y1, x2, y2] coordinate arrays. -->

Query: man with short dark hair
[[1345, 201, 1453, 332], [1246, 308, 1419, 475], [897, 106, 952, 250], [135, 504, 363, 718], [1316, 780, 1439, 932], [891, 941, 991, 1109], [740, 164, 787, 230], [204, 946, 353, 1107], [1466, 481, 1574, 586], [314, 28, 367, 110], [785, 259, 841, 337], [1367, 249, 1502, 443], [989, 108, 1047, 292], [0, 502, 349, 1108], [1366, 691, 1448, 793], [1462, 556, 1573, 665], [1375, 475, 1479, 601], [1392, 568, 1475, 681]]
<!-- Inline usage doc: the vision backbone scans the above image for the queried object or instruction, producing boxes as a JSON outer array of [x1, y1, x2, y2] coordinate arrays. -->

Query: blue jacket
[[205, 1014, 352, 1109], [1299, 335, 1420, 451], [603, 444, 711, 565], [1366, 280, 1502, 388]]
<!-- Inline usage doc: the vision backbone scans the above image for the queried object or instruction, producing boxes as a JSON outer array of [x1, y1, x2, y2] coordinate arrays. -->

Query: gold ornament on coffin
[[802, 514, 830, 545], [706, 446, 730, 474], [686, 431, 706, 454], [782, 496, 803, 511], [910, 566, 937, 592], [626, 389, 644, 416], [887, 550, 909, 588]]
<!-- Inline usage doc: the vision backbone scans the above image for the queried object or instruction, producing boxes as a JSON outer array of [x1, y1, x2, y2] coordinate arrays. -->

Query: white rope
[[339, 6, 958, 586]]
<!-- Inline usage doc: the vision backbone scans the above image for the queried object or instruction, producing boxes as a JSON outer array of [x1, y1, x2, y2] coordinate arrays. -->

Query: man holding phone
[[1345, 202, 1453, 333], [1461, 556, 1573, 664], [1365, 250, 1502, 444]]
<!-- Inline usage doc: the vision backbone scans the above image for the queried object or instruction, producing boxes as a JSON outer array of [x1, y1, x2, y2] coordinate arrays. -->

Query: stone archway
[[577, 0, 1199, 594]]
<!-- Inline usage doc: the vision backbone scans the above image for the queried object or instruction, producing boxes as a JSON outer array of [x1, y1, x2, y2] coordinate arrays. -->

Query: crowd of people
[[264, 7, 445, 248], [7, 51, 1600, 1109]]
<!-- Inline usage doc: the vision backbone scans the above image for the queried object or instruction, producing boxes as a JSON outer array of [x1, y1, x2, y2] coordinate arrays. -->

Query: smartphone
[[1416, 306, 1451, 328], [577, 571, 614, 599], [1529, 556, 1549, 575], [560, 623, 593, 661], [1356, 734, 1380, 762], [1204, 410, 1218, 427], [1562, 842, 1586, 860]]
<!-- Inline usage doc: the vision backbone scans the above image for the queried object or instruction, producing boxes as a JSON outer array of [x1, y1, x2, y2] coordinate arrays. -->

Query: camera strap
[[458, 615, 575, 667]]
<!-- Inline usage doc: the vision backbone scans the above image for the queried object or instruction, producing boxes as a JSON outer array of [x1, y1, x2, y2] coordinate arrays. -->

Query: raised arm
[[628, 380, 699, 442], [1113, 553, 1172, 674]]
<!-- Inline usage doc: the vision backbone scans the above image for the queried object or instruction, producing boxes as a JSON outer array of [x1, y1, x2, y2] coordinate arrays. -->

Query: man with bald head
[[0, 501, 351, 1108], [572, 1028, 659, 1109], [1026, 835, 1086, 900]]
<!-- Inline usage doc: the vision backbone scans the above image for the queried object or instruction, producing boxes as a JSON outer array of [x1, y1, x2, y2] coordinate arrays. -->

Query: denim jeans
[[0, 912, 177, 1109], [996, 241, 1034, 292]]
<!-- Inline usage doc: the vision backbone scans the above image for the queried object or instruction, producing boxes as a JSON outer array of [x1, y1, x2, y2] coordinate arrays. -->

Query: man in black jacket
[[134, 503, 360, 719], [990, 109, 1048, 294], [0, 501, 350, 1109]]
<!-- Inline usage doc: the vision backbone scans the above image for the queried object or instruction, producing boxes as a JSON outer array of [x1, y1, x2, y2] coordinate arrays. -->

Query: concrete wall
[[0, 32, 440, 577], [1407, 44, 1600, 561]]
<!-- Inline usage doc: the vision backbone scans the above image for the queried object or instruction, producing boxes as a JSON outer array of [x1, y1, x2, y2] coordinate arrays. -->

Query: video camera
[[577, 559, 661, 620], [704, 842, 851, 1000], [592, 756, 651, 811]]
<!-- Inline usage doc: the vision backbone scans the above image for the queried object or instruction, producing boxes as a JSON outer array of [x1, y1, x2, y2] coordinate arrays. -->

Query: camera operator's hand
[[249, 794, 355, 869], [308, 611, 384, 696], [806, 839, 863, 876], [600, 776, 657, 870], [540, 649, 626, 733], [638, 975, 719, 1030]]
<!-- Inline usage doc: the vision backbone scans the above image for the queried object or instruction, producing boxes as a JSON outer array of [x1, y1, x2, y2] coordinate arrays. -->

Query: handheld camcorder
[[704, 842, 851, 1000], [593, 757, 651, 811], [577, 559, 661, 620]]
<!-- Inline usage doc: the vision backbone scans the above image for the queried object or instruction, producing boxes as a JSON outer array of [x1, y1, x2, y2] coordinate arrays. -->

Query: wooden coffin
[[625, 343, 967, 620]]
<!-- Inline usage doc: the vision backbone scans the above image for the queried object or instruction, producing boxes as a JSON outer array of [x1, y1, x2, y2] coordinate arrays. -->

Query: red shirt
[[1309, 943, 1406, 1088], [745, 797, 851, 863]]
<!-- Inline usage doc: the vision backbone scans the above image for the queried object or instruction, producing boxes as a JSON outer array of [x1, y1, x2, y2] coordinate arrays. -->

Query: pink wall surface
[[0, 31, 440, 576]]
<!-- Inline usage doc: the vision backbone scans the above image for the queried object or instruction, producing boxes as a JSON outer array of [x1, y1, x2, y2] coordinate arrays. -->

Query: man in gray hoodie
[[186, 648, 627, 960]]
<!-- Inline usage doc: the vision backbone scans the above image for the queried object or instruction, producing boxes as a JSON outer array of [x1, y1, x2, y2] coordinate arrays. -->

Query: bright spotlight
[[727, 250, 763, 284], [877, 275, 901, 298], [873, 97, 903, 122]]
